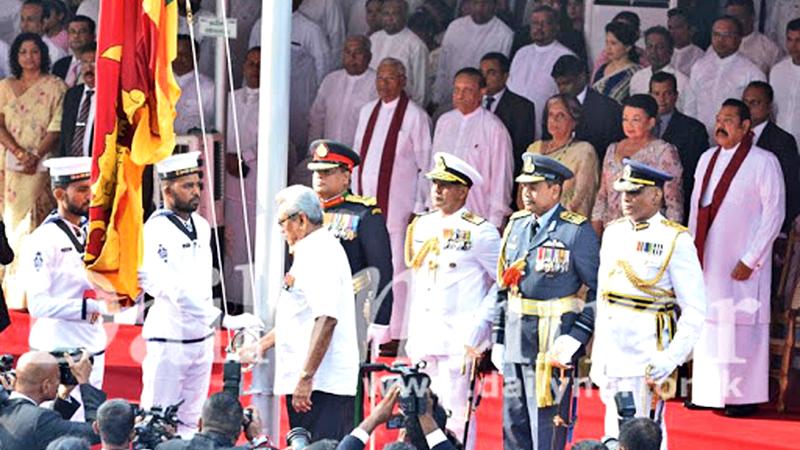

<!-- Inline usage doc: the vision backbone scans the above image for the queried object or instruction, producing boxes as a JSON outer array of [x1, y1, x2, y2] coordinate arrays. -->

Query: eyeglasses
[[277, 212, 298, 226]]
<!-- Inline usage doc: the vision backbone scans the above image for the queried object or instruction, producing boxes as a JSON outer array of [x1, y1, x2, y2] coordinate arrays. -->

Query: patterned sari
[[592, 62, 640, 103]]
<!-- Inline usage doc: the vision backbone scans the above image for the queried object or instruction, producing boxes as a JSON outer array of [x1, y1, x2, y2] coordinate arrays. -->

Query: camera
[[49, 348, 94, 385], [286, 427, 312, 449], [362, 361, 431, 428], [132, 400, 183, 450], [0, 353, 13, 406], [601, 391, 637, 450]]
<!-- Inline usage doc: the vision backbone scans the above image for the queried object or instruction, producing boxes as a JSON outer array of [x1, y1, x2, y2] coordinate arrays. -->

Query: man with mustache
[[58, 42, 95, 158], [139, 152, 262, 436], [688, 99, 785, 417]]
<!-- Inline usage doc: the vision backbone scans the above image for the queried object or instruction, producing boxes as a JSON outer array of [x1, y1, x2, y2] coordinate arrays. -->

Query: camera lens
[[286, 427, 312, 449]]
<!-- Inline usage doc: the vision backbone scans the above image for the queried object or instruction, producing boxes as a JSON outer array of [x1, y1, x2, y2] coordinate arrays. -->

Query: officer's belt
[[509, 294, 581, 408], [31, 347, 105, 357], [604, 291, 677, 352], [146, 331, 215, 345]]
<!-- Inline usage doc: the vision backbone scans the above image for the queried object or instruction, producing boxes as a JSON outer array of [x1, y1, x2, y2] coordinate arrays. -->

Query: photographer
[[617, 418, 661, 450], [154, 392, 262, 450], [0, 351, 101, 450], [95, 399, 135, 450], [337, 385, 456, 450]]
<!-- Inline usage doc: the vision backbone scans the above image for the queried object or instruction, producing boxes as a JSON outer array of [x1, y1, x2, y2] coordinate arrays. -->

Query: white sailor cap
[[425, 152, 483, 187], [155, 151, 202, 180], [43, 156, 92, 184]]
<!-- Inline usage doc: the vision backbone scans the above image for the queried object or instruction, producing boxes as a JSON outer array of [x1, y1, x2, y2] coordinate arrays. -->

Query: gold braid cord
[[615, 229, 681, 299], [404, 218, 440, 270]]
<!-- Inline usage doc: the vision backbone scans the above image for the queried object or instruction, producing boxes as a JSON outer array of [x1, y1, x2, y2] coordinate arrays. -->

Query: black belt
[[146, 332, 214, 344], [31, 347, 105, 357]]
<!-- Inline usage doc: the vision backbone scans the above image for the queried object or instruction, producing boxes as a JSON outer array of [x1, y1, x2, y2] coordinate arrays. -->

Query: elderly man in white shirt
[[245, 185, 359, 441], [369, 0, 429, 105], [770, 18, 800, 146], [309, 36, 377, 147], [725, 0, 784, 74], [431, 0, 513, 110], [667, 7, 705, 76], [508, 5, 574, 140], [432, 68, 513, 229], [173, 35, 215, 135], [299, 0, 346, 70], [630, 26, 691, 112], [685, 15, 765, 141], [352, 57, 432, 340], [19, 0, 65, 62]]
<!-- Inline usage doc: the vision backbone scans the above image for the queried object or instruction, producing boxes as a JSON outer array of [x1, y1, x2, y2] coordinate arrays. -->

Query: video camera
[[132, 400, 183, 450], [601, 391, 637, 450], [361, 361, 431, 427], [0, 353, 13, 406], [49, 348, 94, 386]]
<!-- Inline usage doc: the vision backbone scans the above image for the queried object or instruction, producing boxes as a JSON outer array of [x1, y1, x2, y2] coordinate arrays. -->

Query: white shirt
[[671, 43, 704, 76], [370, 28, 429, 106], [43, 35, 66, 63], [78, 86, 96, 157], [405, 207, 501, 359], [685, 51, 766, 139], [751, 121, 768, 146], [431, 107, 513, 228], [140, 210, 221, 341], [274, 228, 358, 396], [174, 71, 215, 135], [432, 16, 513, 106], [293, 12, 332, 86], [770, 57, 800, 148], [507, 41, 574, 140], [75, 0, 99, 24], [0, 39, 8, 79], [23, 213, 106, 353], [299, 0, 346, 70], [0, 0, 20, 44], [738, 31, 785, 75], [766, 0, 800, 52], [308, 68, 377, 147], [352, 96, 433, 234], [629, 64, 691, 112], [346, 0, 369, 36]]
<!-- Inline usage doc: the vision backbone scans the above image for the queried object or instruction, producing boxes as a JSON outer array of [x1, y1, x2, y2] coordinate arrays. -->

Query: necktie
[[70, 90, 93, 156], [485, 95, 495, 111]]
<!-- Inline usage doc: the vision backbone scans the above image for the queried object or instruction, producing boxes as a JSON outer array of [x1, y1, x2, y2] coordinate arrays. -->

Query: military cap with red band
[[307, 139, 361, 172]]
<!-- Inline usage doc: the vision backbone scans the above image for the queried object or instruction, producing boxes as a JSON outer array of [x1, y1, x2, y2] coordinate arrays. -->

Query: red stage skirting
[[3, 310, 800, 449]]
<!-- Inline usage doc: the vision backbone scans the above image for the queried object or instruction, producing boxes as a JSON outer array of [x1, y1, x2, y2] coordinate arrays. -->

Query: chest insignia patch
[[636, 241, 663, 256], [158, 244, 168, 263], [33, 251, 43, 271], [443, 228, 472, 250], [534, 245, 570, 273], [324, 212, 360, 241]]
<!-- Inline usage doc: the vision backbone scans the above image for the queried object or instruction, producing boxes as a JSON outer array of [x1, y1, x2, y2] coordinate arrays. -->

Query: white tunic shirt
[[139, 210, 221, 341], [432, 16, 513, 106], [299, 0, 346, 70], [629, 64, 691, 112], [766, 0, 800, 52], [0, 39, 8, 79], [0, 0, 20, 44], [405, 208, 501, 359], [738, 31, 785, 75], [352, 96, 432, 235], [308, 68, 377, 147], [770, 57, 800, 148], [671, 44, 704, 76], [174, 71, 215, 135], [685, 51, 765, 139], [688, 144, 785, 326], [431, 108, 513, 228], [274, 228, 358, 396], [369, 28, 429, 106], [507, 41, 574, 140], [178, 9, 217, 78], [23, 214, 106, 353]]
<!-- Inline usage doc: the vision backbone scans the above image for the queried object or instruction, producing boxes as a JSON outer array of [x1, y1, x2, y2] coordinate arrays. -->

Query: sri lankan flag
[[85, 0, 180, 302]]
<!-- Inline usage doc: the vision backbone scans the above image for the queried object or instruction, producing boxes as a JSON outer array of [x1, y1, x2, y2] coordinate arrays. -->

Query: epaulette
[[560, 210, 587, 225], [509, 210, 532, 220], [344, 193, 377, 207], [661, 219, 688, 233], [461, 211, 486, 225], [371, 207, 383, 215]]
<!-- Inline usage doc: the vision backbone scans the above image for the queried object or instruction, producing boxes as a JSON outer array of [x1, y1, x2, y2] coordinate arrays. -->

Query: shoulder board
[[344, 194, 377, 207], [509, 210, 532, 220], [661, 219, 688, 233], [371, 207, 382, 215], [560, 210, 587, 225], [461, 211, 486, 225]]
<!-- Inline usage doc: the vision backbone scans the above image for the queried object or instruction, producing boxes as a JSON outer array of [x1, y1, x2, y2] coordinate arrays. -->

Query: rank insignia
[[324, 212, 360, 240], [33, 251, 43, 271], [158, 244, 168, 262], [443, 228, 472, 250], [636, 241, 663, 256]]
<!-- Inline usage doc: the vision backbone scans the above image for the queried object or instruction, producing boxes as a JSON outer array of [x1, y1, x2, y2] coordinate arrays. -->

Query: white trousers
[[140, 338, 215, 436], [421, 354, 477, 450], [599, 376, 668, 450]]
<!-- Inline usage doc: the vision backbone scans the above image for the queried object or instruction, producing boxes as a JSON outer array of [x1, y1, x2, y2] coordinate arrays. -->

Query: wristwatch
[[299, 370, 313, 381]]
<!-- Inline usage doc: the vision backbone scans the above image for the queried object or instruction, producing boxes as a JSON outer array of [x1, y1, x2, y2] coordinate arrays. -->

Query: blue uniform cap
[[515, 154, 574, 183], [613, 158, 674, 192]]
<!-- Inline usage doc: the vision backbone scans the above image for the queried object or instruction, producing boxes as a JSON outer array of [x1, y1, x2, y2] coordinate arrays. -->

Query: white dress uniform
[[405, 153, 500, 449], [23, 157, 106, 388], [138, 153, 221, 437]]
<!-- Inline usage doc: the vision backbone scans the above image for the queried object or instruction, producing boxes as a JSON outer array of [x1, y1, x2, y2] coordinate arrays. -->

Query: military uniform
[[492, 154, 600, 450], [405, 152, 500, 449], [589, 160, 705, 445]]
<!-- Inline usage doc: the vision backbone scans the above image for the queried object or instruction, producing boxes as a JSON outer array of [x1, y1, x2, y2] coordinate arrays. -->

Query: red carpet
[[3, 310, 800, 449]]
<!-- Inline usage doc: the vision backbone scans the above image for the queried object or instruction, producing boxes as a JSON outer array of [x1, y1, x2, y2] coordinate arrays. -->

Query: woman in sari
[[525, 94, 599, 216], [592, 21, 641, 103], [591, 94, 683, 236], [0, 32, 66, 306]]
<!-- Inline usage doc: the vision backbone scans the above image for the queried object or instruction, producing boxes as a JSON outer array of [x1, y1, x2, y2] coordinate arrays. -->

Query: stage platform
[[2, 311, 800, 449]]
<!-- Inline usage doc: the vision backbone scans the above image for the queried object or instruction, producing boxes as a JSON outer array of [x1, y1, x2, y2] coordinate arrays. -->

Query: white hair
[[276, 185, 323, 225], [378, 57, 406, 77]]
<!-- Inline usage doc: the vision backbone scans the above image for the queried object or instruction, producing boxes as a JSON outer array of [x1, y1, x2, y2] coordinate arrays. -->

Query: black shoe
[[724, 404, 759, 417], [683, 399, 716, 410]]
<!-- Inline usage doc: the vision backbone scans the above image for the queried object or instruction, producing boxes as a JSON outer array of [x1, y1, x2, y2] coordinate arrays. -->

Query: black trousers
[[286, 391, 355, 443]]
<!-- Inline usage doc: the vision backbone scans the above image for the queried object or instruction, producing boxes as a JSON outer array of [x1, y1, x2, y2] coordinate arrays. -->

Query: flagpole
[[251, 0, 290, 442]]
